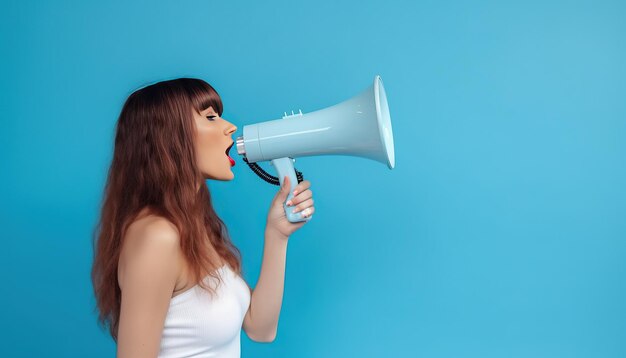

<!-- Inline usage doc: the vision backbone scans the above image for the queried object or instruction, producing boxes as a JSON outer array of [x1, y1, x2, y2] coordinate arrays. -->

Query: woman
[[91, 78, 315, 357]]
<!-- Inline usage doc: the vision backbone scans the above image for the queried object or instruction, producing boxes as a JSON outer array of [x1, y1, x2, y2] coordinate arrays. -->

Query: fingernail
[[286, 200, 292, 206], [292, 190, 298, 196]]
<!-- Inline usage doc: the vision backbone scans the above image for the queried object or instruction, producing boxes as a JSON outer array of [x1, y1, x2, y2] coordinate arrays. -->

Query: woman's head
[[92, 78, 243, 341], [192, 95, 238, 181], [116, 78, 238, 183]]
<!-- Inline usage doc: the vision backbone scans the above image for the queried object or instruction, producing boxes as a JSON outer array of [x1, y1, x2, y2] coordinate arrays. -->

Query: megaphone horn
[[236, 75, 395, 222]]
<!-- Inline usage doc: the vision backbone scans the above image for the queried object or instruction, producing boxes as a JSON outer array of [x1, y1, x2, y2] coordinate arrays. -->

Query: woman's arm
[[242, 176, 315, 342], [242, 228, 289, 342], [116, 217, 182, 358]]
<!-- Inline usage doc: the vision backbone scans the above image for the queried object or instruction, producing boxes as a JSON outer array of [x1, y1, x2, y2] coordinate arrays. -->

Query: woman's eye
[[206, 115, 217, 121]]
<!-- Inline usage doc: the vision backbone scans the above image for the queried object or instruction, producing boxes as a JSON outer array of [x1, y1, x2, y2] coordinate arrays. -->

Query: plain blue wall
[[1, 0, 625, 357]]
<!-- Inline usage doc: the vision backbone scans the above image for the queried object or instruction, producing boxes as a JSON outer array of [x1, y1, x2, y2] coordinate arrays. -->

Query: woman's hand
[[266, 176, 315, 239]]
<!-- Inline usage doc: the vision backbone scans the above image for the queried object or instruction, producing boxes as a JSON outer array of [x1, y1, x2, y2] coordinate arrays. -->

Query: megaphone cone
[[236, 75, 395, 222]]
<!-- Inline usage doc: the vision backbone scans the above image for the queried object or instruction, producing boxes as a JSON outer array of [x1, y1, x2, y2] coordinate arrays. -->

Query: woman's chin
[[220, 170, 236, 181], [203, 170, 234, 181]]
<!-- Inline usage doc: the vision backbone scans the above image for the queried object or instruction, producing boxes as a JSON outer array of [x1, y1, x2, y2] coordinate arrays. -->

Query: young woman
[[91, 78, 315, 358]]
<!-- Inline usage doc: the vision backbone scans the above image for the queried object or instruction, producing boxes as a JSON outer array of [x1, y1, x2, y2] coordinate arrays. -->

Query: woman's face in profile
[[193, 106, 238, 180]]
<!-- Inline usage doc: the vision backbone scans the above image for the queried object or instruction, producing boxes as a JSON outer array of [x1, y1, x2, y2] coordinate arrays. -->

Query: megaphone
[[236, 75, 395, 223]]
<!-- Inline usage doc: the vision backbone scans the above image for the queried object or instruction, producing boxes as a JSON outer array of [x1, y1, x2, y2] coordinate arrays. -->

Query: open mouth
[[225, 142, 235, 167]]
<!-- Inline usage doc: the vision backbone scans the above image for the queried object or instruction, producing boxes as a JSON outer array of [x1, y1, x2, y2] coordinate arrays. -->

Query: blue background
[[1, 0, 625, 357]]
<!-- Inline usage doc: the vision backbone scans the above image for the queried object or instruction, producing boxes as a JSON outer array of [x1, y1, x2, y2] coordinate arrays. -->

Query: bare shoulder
[[116, 211, 184, 357], [118, 212, 182, 290], [126, 212, 179, 246]]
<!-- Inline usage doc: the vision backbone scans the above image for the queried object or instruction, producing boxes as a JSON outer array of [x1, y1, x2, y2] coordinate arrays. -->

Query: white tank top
[[158, 264, 251, 358]]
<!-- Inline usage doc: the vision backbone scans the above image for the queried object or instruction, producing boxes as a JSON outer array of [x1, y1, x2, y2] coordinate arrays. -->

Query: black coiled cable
[[242, 156, 304, 186]]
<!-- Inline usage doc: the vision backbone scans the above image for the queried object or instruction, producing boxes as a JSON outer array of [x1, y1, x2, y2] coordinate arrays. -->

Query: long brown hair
[[91, 78, 242, 341]]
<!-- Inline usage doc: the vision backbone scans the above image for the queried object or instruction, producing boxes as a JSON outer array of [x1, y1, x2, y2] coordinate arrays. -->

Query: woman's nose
[[225, 122, 237, 135]]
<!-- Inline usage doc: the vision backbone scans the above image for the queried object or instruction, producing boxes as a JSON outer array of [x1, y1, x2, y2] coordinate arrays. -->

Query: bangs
[[186, 79, 224, 116]]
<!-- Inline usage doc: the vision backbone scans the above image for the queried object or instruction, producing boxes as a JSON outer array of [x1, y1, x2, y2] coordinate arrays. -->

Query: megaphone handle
[[270, 157, 311, 223]]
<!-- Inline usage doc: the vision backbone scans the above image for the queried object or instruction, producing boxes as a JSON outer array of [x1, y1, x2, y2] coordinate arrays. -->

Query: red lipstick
[[226, 142, 235, 167]]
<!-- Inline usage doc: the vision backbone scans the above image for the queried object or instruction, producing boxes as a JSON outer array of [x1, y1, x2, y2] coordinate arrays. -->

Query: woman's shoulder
[[129, 211, 178, 239], [123, 210, 180, 253], [118, 208, 183, 290]]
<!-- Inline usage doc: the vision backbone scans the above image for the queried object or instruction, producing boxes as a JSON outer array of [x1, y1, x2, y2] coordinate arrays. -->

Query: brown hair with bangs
[[90, 78, 242, 341]]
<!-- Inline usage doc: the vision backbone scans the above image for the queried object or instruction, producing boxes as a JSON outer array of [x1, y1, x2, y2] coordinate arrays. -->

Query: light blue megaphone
[[235, 75, 395, 223]]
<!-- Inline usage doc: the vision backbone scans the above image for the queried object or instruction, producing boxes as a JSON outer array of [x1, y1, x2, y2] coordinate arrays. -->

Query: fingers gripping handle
[[270, 157, 311, 223]]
